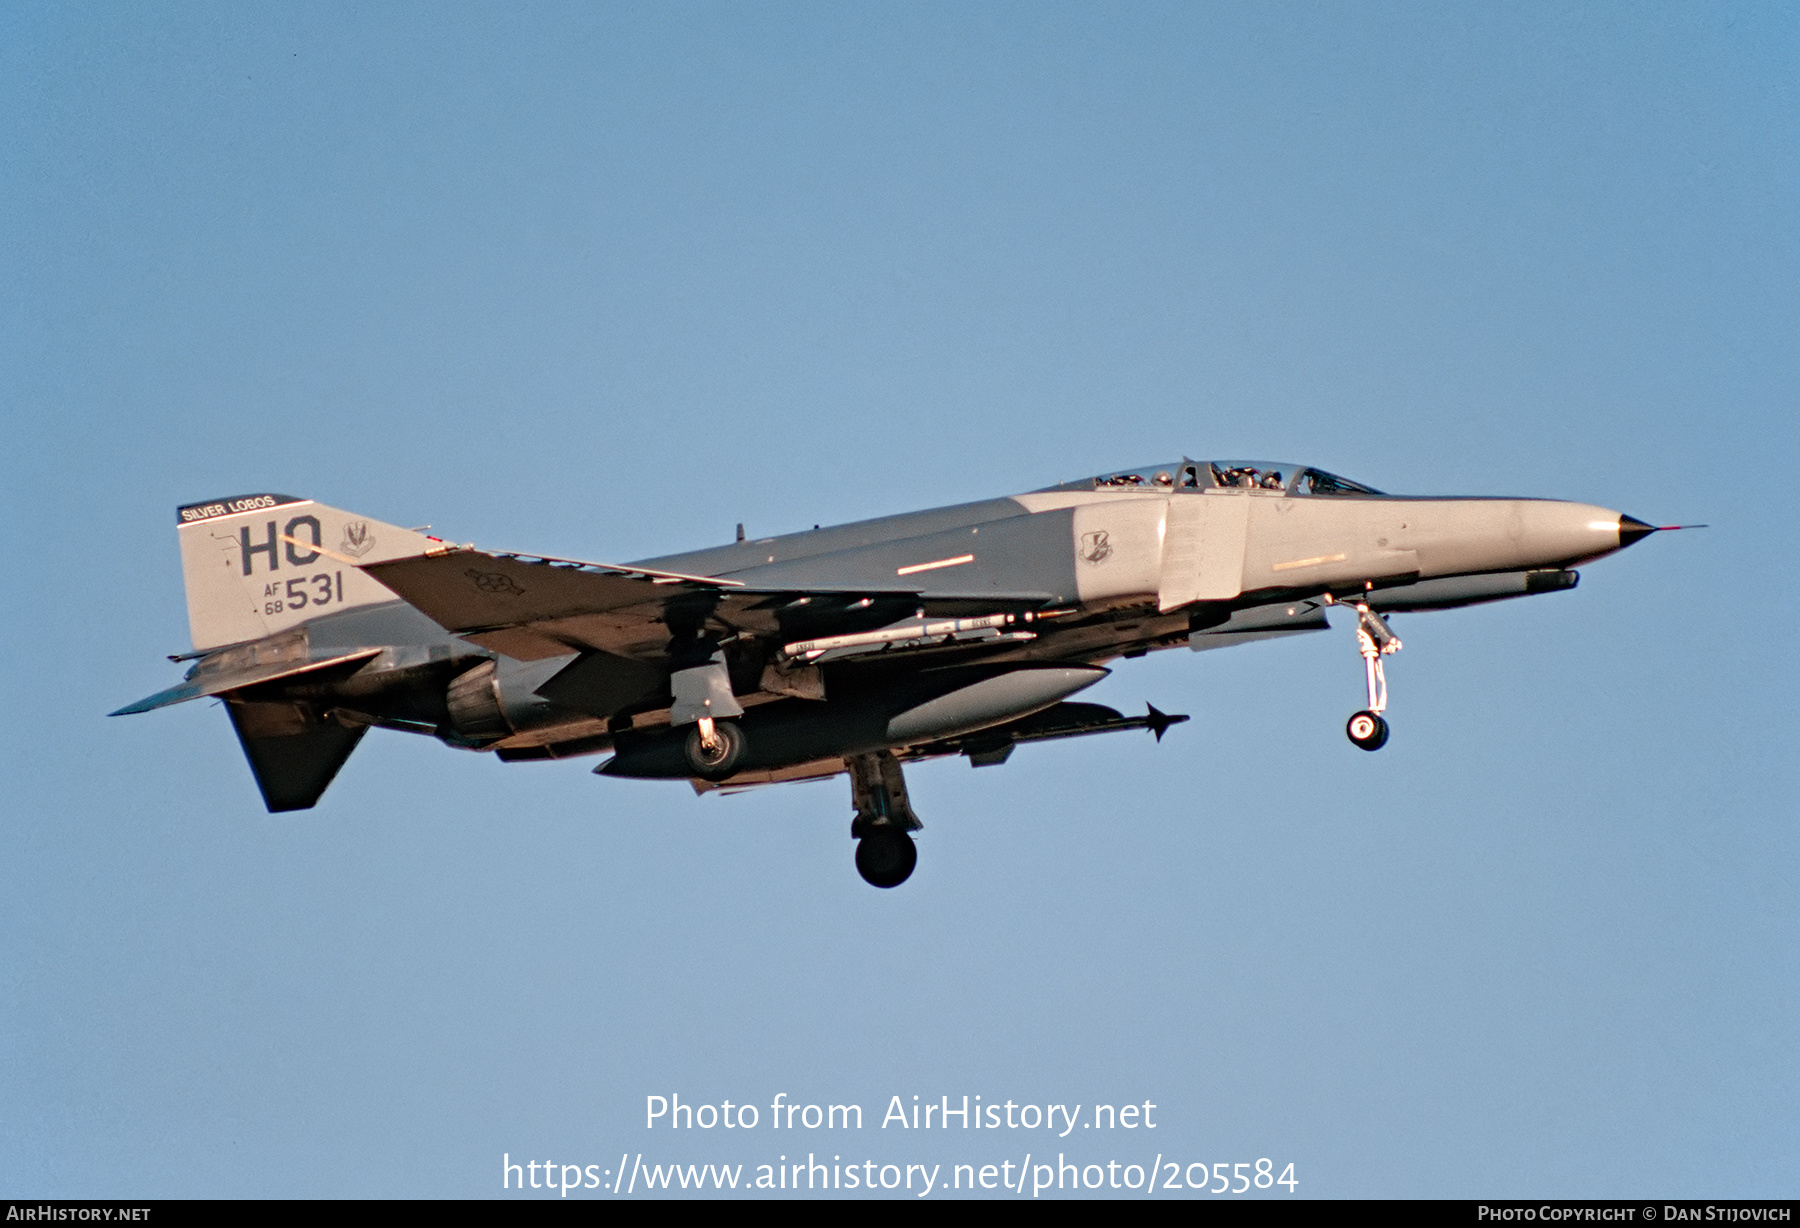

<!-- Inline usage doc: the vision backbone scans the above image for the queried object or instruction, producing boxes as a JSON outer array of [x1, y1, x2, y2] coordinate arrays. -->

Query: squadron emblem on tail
[[339, 520, 375, 559]]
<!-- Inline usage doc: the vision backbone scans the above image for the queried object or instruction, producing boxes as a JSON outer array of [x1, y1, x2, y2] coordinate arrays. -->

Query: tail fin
[[176, 494, 438, 651]]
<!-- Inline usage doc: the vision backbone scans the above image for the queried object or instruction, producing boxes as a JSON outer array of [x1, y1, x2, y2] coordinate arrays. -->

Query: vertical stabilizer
[[176, 495, 438, 651]]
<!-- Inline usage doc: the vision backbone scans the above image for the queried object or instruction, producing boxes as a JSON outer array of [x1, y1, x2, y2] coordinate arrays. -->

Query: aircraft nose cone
[[1618, 515, 1656, 549]]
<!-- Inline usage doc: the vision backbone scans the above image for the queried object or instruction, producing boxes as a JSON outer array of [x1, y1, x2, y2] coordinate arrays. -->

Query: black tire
[[684, 721, 746, 780], [855, 832, 917, 888], [1346, 710, 1389, 751]]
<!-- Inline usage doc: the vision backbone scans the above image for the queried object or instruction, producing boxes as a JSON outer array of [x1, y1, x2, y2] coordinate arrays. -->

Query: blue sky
[[3, 2, 1794, 1198]]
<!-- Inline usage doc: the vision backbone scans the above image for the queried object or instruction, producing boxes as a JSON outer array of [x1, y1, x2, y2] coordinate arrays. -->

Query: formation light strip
[[1272, 553, 1348, 572], [896, 554, 975, 576]]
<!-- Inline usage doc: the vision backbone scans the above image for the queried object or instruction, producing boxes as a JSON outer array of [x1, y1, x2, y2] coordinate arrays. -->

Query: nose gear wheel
[[1347, 710, 1389, 751]]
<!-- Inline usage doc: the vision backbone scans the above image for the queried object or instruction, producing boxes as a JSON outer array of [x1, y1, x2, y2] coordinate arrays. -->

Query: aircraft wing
[[361, 547, 1053, 661]]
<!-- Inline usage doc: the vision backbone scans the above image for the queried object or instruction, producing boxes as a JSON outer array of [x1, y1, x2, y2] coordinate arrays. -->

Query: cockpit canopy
[[1056, 459, 1384, 496]]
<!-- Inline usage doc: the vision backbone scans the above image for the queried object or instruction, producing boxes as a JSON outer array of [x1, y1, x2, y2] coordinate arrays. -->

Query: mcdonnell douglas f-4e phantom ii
[[116, 460, 1682, 887]]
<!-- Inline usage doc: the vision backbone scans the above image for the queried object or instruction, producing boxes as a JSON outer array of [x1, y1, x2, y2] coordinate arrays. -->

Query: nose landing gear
[[848, 751, 921, 888], [1333, 595, 1401, 751], [1346, 709, 1389, 751]]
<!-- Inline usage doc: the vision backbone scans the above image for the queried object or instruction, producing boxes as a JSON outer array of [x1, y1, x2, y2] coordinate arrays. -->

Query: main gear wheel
[[683, 719, 745, 779], [854, 831, 917, 888]]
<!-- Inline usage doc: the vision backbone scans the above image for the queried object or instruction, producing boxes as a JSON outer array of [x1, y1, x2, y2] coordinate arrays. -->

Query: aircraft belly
[[489, 714, 612, 750]]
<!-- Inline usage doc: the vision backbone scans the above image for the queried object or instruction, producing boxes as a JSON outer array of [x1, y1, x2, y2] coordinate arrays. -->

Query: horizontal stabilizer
[[110, 649, 382, 716], [227, 699, 367, 812]]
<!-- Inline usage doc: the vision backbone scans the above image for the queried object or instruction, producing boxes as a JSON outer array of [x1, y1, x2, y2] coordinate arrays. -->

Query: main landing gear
[[672, 652, 748, 780], [684, 716, 746, 780], [848, 751, 920, 888], [1331, 594, 1402, 752]]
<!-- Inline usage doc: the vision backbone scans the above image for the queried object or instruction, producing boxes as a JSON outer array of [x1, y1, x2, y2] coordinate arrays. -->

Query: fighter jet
[[114, 460, 1679, 887]]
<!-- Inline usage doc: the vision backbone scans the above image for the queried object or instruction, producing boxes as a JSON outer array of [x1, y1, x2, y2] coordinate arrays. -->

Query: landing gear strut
[[848, 751, 920, 888], [1334, 594, 1401, 751]]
